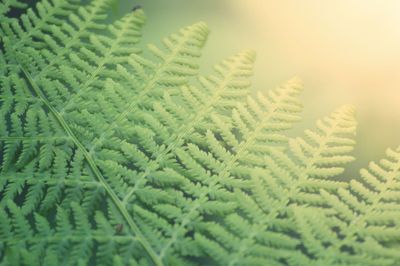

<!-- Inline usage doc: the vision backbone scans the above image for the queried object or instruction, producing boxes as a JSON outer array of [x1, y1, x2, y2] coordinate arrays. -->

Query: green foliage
[[0, 1, 399, 265]]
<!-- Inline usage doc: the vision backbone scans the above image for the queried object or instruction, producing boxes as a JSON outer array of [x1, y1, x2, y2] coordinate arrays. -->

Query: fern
[[293, 147, 400, 266], [194, 105, 357, 265], [1, 1, 399, 265], [0, 0, 26, 19]]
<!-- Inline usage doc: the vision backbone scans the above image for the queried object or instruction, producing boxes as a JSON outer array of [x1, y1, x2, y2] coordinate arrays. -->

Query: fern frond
[[196, 105, 357, 265], [108, 50, 256, 263], [0, 0, 27, 18], [293, 147, 400, 265], [115, 21, 209, 104], [1, 1, 398, 265], [0, 200, 149, 265], [2, 0, 111, 74], [1, 0, 79, 45], [1, 3, 209, 264]]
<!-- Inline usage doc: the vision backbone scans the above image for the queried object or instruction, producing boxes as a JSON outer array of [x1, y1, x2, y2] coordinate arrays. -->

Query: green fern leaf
[[293, 147, 400, 265], [1, 1, 399, 266], [195, 105, 357, 265]]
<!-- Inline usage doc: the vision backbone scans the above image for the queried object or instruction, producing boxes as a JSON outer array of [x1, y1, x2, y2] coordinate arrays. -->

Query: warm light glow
[[229, 0, 400, 171], [138, 0, 400, 173]]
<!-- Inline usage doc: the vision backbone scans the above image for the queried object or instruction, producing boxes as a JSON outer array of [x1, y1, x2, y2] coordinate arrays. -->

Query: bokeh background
[[114, 0, 400, 178]]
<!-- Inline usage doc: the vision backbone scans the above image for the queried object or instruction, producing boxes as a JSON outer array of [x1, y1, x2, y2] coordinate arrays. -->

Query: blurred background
[[115, 0, 400, 178]]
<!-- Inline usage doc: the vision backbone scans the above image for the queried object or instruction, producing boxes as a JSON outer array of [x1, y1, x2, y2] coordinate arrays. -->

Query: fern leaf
[[1, 1, 399, 265], [116, 50, 256, 263], [0, 0, 27, 19], [2, 0, 110, 74], [293, 147, 400, 265], [1, 2, 208, 264], [197, 106, 357, 265]]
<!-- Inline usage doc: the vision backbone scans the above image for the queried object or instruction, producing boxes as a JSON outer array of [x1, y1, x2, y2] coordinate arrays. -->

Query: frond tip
[[185, 21, 210, 47]]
